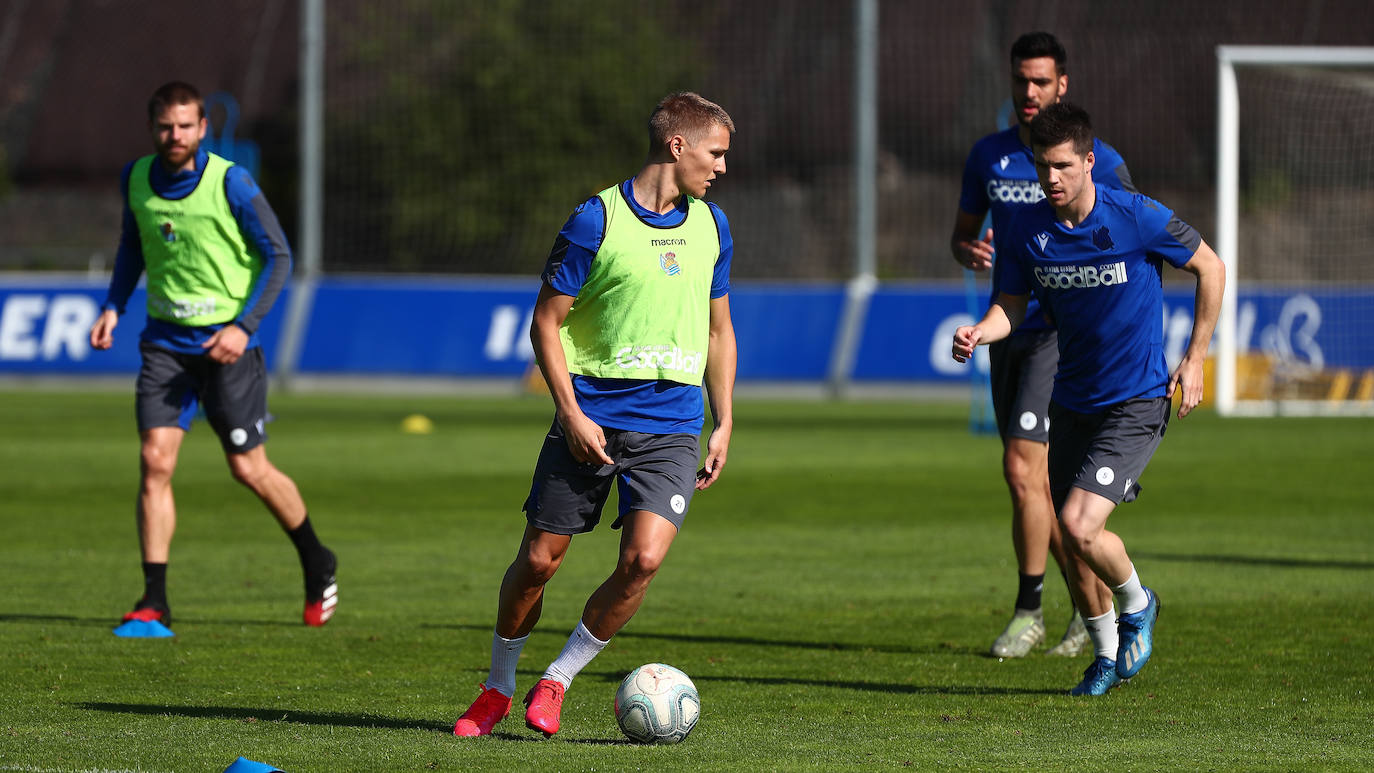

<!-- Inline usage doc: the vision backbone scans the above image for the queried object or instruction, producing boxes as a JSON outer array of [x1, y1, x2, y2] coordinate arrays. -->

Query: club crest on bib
[[160, 221, 177, 242], [659, 252, 681, 277]]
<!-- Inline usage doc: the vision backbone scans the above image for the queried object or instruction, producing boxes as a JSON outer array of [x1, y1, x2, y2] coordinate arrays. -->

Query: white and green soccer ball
[[614, 663, 700, 744]]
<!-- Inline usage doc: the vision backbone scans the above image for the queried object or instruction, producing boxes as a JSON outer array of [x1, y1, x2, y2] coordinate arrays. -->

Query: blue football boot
[[1116, 587, 1160, 679], [1069, 656, 1122, 696]]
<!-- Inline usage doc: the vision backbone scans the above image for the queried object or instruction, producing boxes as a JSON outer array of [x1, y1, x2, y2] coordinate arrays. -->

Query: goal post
[[1215, 46, 1374, 416]]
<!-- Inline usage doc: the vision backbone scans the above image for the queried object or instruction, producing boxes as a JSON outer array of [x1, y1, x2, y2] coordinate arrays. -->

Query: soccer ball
[[614, 663, 700, 744]]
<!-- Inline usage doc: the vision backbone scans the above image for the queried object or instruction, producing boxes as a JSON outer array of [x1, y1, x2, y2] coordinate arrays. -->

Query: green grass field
[[2, 389, 1371, 771]]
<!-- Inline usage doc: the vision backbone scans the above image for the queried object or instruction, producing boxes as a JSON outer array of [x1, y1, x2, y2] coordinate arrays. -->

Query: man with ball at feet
[[953, 102, 1224, 695], [452, 91, 737, 737]]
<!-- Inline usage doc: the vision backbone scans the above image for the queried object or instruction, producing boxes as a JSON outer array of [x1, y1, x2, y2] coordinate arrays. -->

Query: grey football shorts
[[522, 418, 700, 535], [135, 342, 269, 454], [1048, 396, 1170, 511], [989, 329, 1057, 443]]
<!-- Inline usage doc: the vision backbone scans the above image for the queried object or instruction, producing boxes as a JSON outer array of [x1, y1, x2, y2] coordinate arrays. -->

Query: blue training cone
[[112, 619, 175, 638], [222, 757, 284, 773]]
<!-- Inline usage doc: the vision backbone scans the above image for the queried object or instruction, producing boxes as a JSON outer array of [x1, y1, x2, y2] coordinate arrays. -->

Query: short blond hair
[[647, 92, 734, 151]]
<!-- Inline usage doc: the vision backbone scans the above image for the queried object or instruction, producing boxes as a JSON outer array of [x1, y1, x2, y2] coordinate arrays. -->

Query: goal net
[[1215, 46, 1374, 416]]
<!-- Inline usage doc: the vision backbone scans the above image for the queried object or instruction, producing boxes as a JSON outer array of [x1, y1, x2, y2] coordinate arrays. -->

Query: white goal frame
[[1215, 45, 1374, 416]]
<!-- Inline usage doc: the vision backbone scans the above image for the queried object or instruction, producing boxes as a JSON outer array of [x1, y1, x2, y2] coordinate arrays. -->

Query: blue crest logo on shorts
[[1093, 226, 1114, 252], [659, 252, 681, 276], [160, 222, 176, 242]]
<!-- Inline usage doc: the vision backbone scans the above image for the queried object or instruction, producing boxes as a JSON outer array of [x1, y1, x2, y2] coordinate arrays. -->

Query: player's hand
[[562, 412, 615, 466], [696, 422, 731, 490], [952, 325, 983, 363], [202, 323, 249, 364], [957, 228, 995, 271], [1167, 355, 1206, 418], [89, 309, 119, 350]]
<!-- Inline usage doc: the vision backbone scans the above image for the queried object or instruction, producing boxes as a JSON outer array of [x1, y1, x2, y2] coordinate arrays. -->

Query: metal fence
[[2, 0, 1371, 280]]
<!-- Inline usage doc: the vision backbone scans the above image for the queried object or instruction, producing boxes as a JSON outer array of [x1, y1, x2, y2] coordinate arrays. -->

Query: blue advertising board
[[0, 277, 284, 374], [2, 274, 1370, 383], [294, 277, 536, 376]]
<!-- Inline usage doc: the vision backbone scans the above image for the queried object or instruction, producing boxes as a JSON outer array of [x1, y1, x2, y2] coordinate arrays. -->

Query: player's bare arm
[[1168, 240, 1226, 419], [697, 294, 736, 491], [952, 292, 1027, 362], [89, 309, 119, 350], [530, 283, 614, 465], [950, 209, 995, 271]]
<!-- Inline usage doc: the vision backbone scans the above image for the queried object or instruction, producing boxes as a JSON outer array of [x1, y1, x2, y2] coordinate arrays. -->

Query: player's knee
[[1002, 456, 1029, 492], [226, 454, 270, 489], [139, 444, 178, 481], [619, 548, 666, 581], [1058, 514, 1098, 554], [1061, 530, 1090, 557], [518, 551, 563, 586], [1002, 457, 1045, 502], [1002, 439, 1047, 485]]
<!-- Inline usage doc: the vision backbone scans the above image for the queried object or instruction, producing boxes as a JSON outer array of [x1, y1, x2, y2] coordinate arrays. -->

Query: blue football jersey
[[958, 127, 1135, 333], [1000, 187, 1201, 412]]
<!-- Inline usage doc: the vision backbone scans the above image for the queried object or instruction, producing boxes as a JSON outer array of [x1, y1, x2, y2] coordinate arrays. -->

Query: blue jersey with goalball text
[[1000, 186, 1201, 413], [959, 127, 1135, 333]]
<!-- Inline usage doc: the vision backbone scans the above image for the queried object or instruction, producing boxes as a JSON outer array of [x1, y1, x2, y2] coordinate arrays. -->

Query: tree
[[326, 1, 701, 273]]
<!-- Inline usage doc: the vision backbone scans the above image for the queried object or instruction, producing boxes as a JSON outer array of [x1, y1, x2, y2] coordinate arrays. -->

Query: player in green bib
[[88, 82, 337, 636], [453, 92, 738, 738]]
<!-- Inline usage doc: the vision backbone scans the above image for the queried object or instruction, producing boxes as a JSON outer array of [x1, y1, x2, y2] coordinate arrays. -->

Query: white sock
[[543, 621, 610, 689], [1084, 610, 1119, 659], [484, 631, 529, 698], [1112, 567, 1150, 616]]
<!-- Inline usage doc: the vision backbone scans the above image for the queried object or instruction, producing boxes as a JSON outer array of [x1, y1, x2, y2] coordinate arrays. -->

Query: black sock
[[288, 516, 331, 570], [1015, 572, 1045, 612], [140, 562, 168, 609]]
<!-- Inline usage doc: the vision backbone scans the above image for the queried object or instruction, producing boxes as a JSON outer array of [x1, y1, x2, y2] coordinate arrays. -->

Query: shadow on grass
[[573, 669, 1062, 696], [0, 612, 295, 629], [75, 701, 652, 743], [420, 621, 985, 657], [75, 701, 452, 733], [0, 613, 93, 624], [564, 737, 639, 746], [444, 665, 1062, 698], [1133, 551, 1374, 571]]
